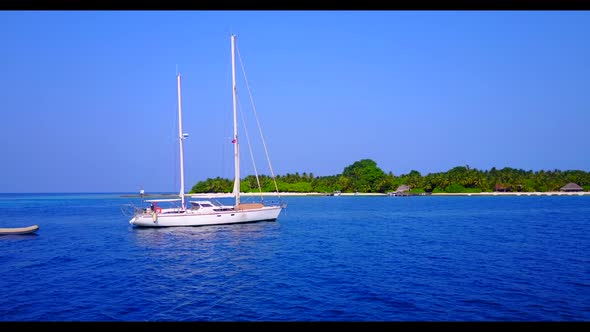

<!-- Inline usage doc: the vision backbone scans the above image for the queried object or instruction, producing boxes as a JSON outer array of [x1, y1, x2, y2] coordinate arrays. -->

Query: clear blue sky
[[1, 11, 589, 193]]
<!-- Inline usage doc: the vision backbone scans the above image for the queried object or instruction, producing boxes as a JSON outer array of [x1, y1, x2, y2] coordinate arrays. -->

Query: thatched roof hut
[[560, 183, 583, 192], [494, 184, 511, 192], [396, 185, 410, 193]]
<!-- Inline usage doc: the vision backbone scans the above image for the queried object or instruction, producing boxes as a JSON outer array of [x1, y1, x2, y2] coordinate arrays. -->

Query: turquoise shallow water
[[0, 193, 589, 322]]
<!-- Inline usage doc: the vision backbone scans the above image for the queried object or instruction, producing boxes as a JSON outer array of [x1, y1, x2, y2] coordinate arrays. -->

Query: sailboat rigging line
[[165, 94, 180, 197], [236, 46, 281, 201], [237, 97, 264, 202]]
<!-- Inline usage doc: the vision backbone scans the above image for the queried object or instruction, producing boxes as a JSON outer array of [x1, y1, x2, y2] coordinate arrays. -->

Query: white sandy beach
[[428, 191, 589, 196], [209, 191, 590, 197]]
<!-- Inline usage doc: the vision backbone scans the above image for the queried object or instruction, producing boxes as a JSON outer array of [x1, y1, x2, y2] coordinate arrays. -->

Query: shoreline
[[124, 191, 590, 198]]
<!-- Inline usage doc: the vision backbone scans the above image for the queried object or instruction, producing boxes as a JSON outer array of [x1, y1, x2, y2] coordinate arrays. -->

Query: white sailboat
[[128, 34, 284, 227]]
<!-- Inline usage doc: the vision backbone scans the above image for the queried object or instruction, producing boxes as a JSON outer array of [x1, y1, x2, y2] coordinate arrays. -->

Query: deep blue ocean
[[0, 193, 589, 322]]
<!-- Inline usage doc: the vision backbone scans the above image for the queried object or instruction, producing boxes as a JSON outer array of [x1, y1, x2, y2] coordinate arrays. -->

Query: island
[[189, 159, 590, 196]]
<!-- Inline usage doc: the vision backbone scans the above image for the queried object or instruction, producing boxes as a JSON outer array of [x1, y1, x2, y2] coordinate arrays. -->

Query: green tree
[[342, 159, 387, 193]]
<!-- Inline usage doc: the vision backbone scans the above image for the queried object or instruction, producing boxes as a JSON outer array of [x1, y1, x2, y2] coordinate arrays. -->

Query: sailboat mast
[[177, 73, 186, 210], [231, 34, 240, 207]]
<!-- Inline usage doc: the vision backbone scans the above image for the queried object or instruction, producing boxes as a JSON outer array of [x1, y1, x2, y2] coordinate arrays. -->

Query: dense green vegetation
[[189, 159, 590, 194]]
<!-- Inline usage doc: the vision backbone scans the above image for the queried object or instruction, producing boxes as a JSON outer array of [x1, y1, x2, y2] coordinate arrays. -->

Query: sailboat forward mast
[[231, 34, 240, 207]]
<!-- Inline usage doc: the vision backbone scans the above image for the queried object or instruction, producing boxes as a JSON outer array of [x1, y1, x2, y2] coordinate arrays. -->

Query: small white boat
[[0, 225, 39, 235]]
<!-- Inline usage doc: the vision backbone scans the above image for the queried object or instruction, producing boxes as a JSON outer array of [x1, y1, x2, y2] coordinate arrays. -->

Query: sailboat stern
[[240, 204, 283, 222]]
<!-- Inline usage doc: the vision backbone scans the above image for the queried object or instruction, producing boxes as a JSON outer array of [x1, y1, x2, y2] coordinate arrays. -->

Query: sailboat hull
[[129, 205, 282, 227]]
